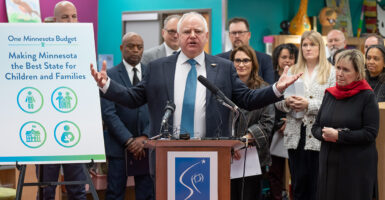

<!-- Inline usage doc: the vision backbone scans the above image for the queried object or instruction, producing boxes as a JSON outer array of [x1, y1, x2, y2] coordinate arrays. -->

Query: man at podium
[[91, 12, 301, 139]]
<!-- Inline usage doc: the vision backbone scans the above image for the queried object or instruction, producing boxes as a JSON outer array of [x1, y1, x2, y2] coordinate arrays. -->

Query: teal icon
[[61, 125, 75, 143], [26, 125, 41, 142], [17, 87, 44, 113], [54, 121, 81, 148], [19, 121, 47, 149], [26, 91, 36, 109], [51, 87, 78, 113]]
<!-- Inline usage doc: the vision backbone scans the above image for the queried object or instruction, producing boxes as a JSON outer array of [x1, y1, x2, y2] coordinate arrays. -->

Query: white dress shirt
[[122, 59, 142, 84], [164, 42, 180, 56], [173, 51, 206, 138]]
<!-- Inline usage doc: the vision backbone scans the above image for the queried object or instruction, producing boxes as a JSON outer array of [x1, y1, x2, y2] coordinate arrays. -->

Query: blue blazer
[[101, 62, 150, 158], [216, 50, 275, 84], [102, 53, 279, 138]]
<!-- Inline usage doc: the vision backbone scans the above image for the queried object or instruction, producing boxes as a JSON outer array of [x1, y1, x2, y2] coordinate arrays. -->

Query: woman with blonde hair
[[275, 30, 335, 200]]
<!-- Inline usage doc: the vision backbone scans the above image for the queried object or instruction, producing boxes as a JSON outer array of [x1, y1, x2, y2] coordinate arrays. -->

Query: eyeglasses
[[234, 58, 251, 65], [164, 29, 177, 35], [229, 31, 249, 36]]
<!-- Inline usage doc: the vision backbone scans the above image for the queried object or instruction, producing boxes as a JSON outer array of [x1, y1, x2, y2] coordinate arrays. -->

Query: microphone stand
[[215, 95, 240, 139]]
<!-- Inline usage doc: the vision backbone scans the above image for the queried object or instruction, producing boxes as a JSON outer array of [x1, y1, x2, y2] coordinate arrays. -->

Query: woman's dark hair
[[230, 45, 265, 89], [332, 48, 347, 65], [366, 44, 385, 83], [272, 43, 299, 71]]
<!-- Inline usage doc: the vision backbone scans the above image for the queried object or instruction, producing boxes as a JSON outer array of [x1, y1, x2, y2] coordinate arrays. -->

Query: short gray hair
[[122, 32, 141, 43], [335, 49, 366, 80], [163, 15, 181, 29], [177, 12, 208, 33]]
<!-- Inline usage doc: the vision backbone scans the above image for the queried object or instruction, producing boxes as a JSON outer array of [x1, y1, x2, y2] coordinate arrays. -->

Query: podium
[[145, 140, 243, 200], [377, 103, 385, 200]]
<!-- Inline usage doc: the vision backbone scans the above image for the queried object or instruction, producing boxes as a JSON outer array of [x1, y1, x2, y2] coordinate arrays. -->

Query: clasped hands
[[285, 96, 308, 112], [322, 127, 338, 142], [126, 136, 147, 160]]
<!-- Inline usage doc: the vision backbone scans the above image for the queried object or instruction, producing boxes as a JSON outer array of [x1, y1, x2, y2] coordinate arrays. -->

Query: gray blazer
[[141, 43, 167, 65]]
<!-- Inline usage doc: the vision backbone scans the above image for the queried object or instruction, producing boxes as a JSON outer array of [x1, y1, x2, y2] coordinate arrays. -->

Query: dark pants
[[36, 164, 86, 200], [268, 155, 285, 200], [105, 157, 154, 200], [288, 125, 319, 200], [231, 175, 262, 200]]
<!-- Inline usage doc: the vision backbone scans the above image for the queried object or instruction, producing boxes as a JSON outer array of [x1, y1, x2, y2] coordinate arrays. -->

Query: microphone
[[161, 101, 176, 128], [197, 75, 238, 110]]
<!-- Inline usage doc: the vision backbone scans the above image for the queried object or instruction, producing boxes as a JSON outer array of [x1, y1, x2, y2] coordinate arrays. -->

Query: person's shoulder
[[206, 53, 233, 65], [254, 50, 271, 59], [107, 62, 123, 74], [143, 44, 163, 55], [215, 50, 231, 59]]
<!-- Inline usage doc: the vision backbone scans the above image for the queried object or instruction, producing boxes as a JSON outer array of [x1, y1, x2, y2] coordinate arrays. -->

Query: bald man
[[101, 32, 154, 200], [326, 29, 346, 64], [364, 34, 385, 54], [36, 1, 87, 200]]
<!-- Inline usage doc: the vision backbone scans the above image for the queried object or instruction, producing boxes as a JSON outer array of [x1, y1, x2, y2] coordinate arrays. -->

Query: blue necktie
[[180, 59, 197, 136]]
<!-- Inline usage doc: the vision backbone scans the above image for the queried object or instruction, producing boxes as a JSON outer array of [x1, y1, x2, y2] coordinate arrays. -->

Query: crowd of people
[[36, 1, 385, 200]]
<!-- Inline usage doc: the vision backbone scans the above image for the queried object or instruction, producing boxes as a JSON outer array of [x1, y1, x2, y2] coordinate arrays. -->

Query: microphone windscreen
[[197, 75, 218, 94]]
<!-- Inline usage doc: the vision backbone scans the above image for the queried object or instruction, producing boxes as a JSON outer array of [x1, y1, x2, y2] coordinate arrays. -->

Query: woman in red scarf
[[312, 49, 379, 200]]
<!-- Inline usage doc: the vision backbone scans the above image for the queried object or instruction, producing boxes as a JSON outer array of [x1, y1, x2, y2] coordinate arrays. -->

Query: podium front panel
[[155, 146, 232, 200]]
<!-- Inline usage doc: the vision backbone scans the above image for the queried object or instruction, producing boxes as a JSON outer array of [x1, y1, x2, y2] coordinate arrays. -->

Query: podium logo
[[17, 87, 44, 113], [19, 121, 47, 148], [175, 158, 210, 200]]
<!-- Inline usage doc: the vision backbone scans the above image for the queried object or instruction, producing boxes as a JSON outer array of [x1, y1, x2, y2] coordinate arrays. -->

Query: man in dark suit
[[101, 32, 154, 200], [91, 12, 300, 140], [141, 15, 181, 65], [217, 17, 275, 84]]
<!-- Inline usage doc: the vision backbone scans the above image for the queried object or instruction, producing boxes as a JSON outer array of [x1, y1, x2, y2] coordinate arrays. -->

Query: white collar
[[122, 59, 141, 74], [163, 42, 180, 56], [178, 51, 205, 66]]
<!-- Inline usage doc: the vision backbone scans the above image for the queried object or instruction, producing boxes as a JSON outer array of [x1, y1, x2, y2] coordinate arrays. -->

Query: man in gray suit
[[141, 15, 181, 64]]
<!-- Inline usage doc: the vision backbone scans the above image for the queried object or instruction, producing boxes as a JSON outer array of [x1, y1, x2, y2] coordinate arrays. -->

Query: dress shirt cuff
[[272, 83, 283, 97], [100, 77, 111, 94]]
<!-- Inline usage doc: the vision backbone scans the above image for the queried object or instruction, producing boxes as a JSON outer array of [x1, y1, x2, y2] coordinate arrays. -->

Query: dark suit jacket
[[216, 50, 275, 84], [101, 62, 150, 158], [102, 53, 280, 137]]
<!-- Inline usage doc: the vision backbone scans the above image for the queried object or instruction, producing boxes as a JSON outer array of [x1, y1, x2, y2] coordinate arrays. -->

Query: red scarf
[[326, 80, 373, 99]]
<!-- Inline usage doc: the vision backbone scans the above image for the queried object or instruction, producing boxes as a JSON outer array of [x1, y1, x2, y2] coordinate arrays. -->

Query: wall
[[98, 0, 224, 65], [0, 0, 98, 44], [228, 0, 364, 52]]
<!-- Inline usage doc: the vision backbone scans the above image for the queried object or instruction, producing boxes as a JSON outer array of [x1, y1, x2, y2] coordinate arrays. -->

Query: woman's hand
[[322, 127, 338, 142], [285, 96, 308, 111], [233, 150, 242, 160], [291, 96, 309, 112]]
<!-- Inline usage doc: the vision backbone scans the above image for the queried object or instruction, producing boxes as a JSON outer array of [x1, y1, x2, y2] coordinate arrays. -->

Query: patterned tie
[[132, 67, 140, 86], [180, 59, 197, 136]]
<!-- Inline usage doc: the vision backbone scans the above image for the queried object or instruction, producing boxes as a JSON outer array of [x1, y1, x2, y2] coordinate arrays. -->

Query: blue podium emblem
[[175, 157, 210, 200]]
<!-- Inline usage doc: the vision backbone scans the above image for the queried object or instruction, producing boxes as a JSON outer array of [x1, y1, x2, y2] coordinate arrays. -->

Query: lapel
[[159, 44, 167, 57], [117, 62, 132, 87], [204, 53, 219, 103], [162, 54, 178, 101]]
